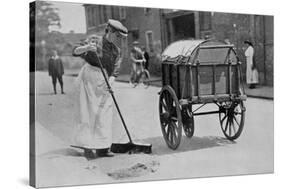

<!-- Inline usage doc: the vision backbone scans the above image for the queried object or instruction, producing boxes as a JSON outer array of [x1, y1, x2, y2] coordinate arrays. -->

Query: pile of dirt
[[107, 160, 160, 180]]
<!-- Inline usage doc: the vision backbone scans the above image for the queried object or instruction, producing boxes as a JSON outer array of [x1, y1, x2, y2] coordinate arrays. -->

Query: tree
[[30, 1, 61, 69], [34, 1, 61, 40]]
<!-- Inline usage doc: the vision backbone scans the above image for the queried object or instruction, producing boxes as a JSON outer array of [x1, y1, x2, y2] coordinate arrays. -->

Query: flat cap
[[107, 19, 128, 37], [244, 40, 253, 46], [132, 41, 139, 45]]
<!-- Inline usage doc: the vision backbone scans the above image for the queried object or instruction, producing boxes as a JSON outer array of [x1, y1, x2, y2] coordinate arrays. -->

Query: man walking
[[48, 50, 64, 94]]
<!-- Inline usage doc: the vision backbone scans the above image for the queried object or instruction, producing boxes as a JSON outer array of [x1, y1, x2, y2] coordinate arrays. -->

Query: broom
[[96, 55, 152, 154]]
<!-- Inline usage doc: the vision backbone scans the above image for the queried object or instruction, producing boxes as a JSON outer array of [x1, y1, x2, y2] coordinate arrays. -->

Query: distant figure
[[204, 35, 210, 40], [244, 40, 258, 89], [130, 41, 145, 86], [48, 50, 64, 94], [141, 46, 150, 70]]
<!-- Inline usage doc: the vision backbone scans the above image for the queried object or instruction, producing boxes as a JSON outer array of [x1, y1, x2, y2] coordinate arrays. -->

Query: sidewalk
[[244, 85, 273, 100], [116, 74, 162, 84], [115, 74, 274, 100], [64, 69, 273, 100]]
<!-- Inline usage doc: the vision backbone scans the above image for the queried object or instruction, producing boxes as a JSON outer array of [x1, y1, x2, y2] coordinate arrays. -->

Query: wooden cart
[[159, 40, 247, 150]]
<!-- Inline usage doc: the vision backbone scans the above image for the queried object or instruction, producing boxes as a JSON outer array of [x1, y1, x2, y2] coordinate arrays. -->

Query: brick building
[[83, 4, 274, 85]]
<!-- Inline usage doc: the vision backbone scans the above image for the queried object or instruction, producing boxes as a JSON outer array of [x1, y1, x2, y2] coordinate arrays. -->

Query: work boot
[[53, 85, 57, 94], [61, 86, 65, 94], [84, 149, 96, 160], [96, 148, 114, 157]]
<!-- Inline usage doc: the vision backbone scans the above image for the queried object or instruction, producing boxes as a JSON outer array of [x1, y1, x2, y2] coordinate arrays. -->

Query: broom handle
[[95, 55, 133, 143]]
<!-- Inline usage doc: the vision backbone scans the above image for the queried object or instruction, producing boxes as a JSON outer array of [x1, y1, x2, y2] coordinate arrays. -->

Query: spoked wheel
[[219, 100, 246, 140], [159, 85, 183, 150], [182, 106, 194, 138], [141, 69, 150, 88]]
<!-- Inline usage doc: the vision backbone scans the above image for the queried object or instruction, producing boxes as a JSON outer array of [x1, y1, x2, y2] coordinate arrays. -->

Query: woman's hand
[[74, 44, 97, 55], [108, 76, 115, 87], [86, 43, 97, 52], [105, 76, 115, 94]]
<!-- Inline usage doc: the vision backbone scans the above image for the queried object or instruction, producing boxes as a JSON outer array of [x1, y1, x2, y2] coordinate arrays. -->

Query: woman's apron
[[74, 64, 114, 149]]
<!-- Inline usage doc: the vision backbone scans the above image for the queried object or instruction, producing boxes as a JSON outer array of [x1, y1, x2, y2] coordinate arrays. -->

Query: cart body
[[161, 40, 246, 104]]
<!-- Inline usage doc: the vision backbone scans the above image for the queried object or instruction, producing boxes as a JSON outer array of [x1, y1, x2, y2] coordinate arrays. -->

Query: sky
[[49, 1, 86, 33]]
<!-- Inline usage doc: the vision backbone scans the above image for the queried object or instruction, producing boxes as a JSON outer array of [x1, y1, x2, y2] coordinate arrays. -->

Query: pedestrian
[[141, 46, 150, 71], [72, 19, 128, 158], [244, 40, 259, 89], [129, 41, 145, 86], [48, 50, 64, 94]]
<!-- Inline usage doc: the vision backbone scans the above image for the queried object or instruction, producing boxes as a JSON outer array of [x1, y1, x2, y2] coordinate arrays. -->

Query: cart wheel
[[182, 107, 194, 138], [219, 101, 245, 140], [159, 85, 183, 150]]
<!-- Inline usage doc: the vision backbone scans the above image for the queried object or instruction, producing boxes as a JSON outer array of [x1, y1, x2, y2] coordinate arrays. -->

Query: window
[[87, 7, 93, 27], [119, 7, 126, 20], [91, 7, 96, 26], [199, 12, 212, 31], [145, 31, 154, 53], [121, 37, 128, 57], [131, 29, 139, 41], [103, 6, 107, 23], [111, 7, 115, 19], [144, 8, 151, 15], [99, 5, 104, 25]]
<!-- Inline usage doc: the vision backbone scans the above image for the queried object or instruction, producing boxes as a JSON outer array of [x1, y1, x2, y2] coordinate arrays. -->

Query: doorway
[[167, 13, 195, 43]]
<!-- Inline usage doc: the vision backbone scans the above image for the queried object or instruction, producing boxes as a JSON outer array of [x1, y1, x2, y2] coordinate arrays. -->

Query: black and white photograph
[[29, 0, 274, 188]]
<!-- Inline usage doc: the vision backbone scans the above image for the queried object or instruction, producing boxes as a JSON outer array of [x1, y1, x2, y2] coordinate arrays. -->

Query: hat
[[244, 40, 253, 46], [107, 19, 128, 37], [132, 41, 139, 45]]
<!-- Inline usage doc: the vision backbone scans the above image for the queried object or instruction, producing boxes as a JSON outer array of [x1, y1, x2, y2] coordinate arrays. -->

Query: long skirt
[[246, 58, 259, 84], [74, 64, 114, 149]]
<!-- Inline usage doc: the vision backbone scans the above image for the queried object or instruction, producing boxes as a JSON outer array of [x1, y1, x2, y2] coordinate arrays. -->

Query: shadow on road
[[38, 136, 234, 159], [65, 73, 78, 77], [143, 135, 235, 155]]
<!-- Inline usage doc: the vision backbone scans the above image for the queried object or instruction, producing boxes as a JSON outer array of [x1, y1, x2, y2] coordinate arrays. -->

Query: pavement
[[64, 69, 273, 100], [115, 74, 274, 100], [33, 71, 273, 188]]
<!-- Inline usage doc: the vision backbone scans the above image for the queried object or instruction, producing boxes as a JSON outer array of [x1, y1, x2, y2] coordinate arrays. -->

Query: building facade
[[84, 4, 273, 85]]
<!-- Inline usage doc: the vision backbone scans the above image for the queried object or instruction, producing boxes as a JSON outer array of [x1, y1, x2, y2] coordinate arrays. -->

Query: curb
[[246, 95, 273, 100], [116, 79, 273, 100]]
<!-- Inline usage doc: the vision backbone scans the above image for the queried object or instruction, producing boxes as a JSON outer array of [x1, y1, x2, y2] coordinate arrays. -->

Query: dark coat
[[72, 37, 121, 77], [48, 57, 64, 76]]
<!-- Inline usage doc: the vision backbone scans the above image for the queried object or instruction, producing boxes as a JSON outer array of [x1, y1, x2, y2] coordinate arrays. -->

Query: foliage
[[30, 1, 64, 69], [34, 1, 61, 40]]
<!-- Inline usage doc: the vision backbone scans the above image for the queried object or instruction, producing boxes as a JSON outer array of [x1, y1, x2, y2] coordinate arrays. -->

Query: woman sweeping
[[72, 19, 128, 158]]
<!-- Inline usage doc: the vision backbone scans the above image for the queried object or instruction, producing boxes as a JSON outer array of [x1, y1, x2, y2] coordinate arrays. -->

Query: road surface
[[34, 72, 273, 188]]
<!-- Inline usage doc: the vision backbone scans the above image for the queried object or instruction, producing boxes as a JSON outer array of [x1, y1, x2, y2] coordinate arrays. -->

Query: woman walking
[[72, 19, 128, 158], [244, 40, 259, 89]]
